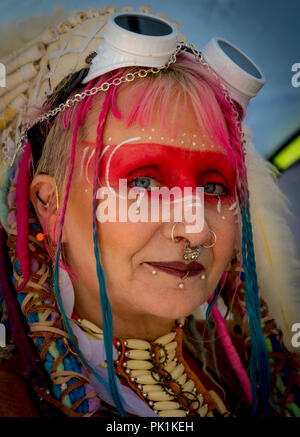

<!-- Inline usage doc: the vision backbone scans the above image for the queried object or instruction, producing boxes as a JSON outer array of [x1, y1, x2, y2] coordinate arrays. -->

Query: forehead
[[84, 81, 228, 156]]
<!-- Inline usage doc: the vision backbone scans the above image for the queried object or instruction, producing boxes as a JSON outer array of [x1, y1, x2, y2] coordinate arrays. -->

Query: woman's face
[[62, 87, 238, 331]]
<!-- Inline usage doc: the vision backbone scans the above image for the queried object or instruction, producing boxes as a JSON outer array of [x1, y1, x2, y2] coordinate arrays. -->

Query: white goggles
[[82, 11, 265, 119]]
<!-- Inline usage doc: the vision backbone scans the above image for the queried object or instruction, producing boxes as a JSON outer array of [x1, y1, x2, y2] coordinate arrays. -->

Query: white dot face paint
[[105, 132, 208, 147], [217, 196, 221, 214]]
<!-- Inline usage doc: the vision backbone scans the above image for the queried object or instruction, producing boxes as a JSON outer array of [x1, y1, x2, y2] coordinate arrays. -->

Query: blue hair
[[241, 204, 270, 416]]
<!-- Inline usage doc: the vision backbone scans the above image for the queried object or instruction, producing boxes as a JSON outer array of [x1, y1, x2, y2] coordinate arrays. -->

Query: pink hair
[[209, 295, 252, 405], [16, 140, 32, 290]]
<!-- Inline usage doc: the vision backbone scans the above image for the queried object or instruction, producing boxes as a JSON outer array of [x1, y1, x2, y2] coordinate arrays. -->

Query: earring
[[55, 182, 60, 210], [36, 192, 48, 208], [35, 182, 60, 210]]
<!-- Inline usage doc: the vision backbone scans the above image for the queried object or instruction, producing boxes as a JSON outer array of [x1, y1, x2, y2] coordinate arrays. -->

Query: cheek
[[97, 219, 155, 259], [206, 205, 237, 261]]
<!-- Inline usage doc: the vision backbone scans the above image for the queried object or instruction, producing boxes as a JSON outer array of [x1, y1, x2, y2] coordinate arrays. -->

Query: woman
[[0, 6, 299, 417]]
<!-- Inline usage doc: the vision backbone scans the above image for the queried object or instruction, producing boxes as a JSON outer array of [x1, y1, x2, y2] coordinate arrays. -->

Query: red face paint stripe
[[97, 143, 237, 193]]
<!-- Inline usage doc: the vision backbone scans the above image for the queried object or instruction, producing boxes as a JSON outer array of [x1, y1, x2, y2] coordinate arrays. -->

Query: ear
[[30, 174, 65, 242]]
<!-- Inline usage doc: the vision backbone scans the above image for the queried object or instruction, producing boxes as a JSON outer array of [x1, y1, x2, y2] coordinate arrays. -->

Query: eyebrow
[[82, 140, 96, 147]]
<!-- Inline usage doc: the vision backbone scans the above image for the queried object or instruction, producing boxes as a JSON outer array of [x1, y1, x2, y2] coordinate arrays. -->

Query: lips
[[146, 261, 204, 278]]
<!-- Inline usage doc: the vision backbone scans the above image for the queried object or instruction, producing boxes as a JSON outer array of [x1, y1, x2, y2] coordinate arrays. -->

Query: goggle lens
[[114, 14, 173, 36]]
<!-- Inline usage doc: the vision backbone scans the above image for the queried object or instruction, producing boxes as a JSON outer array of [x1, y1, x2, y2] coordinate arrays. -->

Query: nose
[[163, 215, 215, 249], [170, 220, 212, 249]]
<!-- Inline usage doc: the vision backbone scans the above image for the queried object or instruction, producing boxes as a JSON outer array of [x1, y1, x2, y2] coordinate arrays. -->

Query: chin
[[141, 286, 207, 320]]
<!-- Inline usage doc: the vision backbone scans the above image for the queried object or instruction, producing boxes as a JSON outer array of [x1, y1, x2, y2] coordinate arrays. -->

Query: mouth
[[146, 261, 205, 279]]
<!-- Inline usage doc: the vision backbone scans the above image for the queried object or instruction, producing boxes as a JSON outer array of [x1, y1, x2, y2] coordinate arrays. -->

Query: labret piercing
[[151, 269, 206, 288], [178, 270, 206, 289]]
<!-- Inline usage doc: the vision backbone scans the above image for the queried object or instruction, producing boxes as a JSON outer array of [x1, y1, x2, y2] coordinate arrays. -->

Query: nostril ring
[[171, 223, 181, 243], [202, 230, 217, 248]]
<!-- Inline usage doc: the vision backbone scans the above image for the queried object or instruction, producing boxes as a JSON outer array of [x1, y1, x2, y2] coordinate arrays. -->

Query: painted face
[[63, 91, 239, 338], [98, 143, 236, 192]]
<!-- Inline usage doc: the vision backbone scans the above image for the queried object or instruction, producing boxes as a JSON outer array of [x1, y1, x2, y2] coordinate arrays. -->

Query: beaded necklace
[[72, 314, 231, 417]]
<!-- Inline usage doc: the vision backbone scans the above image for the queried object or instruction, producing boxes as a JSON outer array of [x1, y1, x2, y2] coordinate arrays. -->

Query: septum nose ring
[[171, 223, 217, 261]]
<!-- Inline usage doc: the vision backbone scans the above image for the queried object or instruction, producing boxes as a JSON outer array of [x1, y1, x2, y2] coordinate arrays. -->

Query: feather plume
[[244, 123, 300, 354]]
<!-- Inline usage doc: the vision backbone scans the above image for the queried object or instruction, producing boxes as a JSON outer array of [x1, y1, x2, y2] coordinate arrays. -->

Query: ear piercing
[[36, 192, 48, 208], [35, 182, 60, 210]]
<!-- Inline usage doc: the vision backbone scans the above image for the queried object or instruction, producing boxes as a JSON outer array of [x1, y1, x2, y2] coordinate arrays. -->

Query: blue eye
[[129, 176, 161, 190], [203, 183, 229, 196]]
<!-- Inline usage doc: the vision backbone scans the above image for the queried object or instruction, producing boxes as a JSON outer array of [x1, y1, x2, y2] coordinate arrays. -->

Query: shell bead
[[126, 339, 150, 350]]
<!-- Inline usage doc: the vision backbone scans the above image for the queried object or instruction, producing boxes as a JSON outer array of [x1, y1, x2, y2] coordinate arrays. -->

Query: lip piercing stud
[[178, 270, 189, 289], [152, 270, 157, 275], [200, 274, 206, 280]]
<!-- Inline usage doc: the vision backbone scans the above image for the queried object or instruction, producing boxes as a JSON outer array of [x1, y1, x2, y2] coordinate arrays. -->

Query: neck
[[111, 314, 178, 340], [73, 296, 178, 340]]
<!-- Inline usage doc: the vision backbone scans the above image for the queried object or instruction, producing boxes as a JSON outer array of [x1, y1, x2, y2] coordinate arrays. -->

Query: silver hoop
[[202, 230, 217, 249], [171, 223, 181, 243]]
